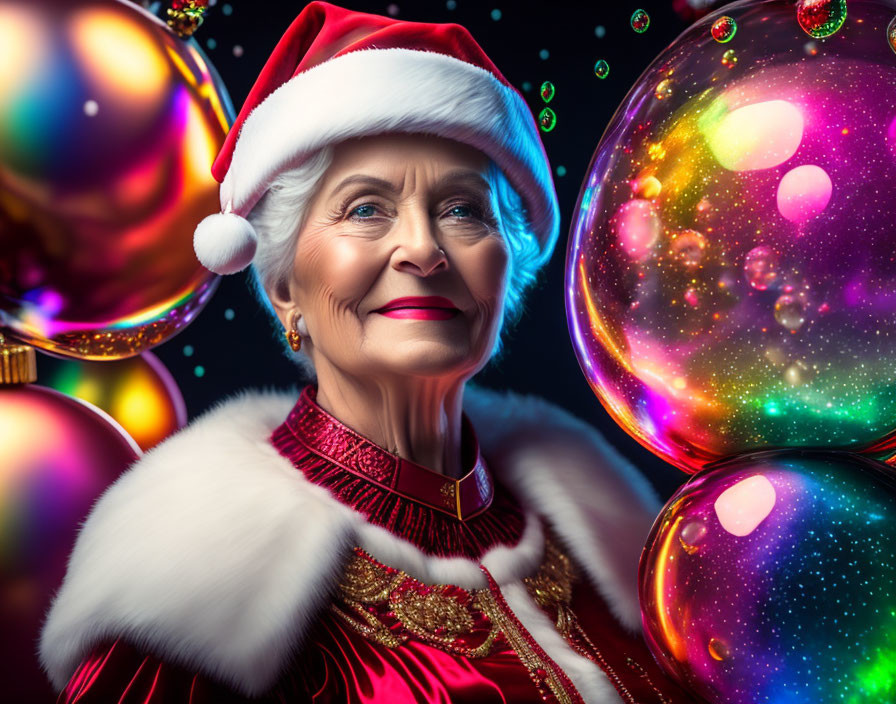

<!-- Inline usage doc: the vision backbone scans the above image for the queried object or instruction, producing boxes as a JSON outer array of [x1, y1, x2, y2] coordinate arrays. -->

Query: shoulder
[[40, 387, 358, 696], [464, 383, 663, 630]]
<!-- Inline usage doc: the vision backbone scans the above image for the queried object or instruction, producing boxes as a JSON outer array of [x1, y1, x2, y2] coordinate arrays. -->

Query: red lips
[[374, 296, 459, 320]]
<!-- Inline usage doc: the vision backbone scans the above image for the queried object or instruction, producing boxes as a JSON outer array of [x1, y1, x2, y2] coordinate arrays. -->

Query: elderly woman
[[40, 4, 694, 703]]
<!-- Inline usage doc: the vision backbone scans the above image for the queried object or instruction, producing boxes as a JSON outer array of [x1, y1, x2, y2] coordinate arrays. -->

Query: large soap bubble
[[640, 450, 896, 703], [567, 0, 896, 473]]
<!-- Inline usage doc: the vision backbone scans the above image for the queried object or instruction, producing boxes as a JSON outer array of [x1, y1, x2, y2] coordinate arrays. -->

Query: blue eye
[[447, 204, 474, 218], [350, 204, 377, 218]]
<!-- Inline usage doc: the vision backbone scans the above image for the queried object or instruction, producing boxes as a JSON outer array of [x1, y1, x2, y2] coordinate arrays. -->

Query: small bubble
[[888, 16, 896, 54], [654, 78, 674, 100], [233, 45, 244, 57], [224, 308, 235, 321], [183, 345, 194, 357], [594, 24, 606, 38], [804, 40, 819, 55], [540, 81, 555, 103], [208, 0, 217, 5], [594, 59, 610, 79], [521, 81, 533, 92], [490, 8, 502, 20], [446, 0, 456, 8], [797, 0, 847, 39], [708, 638, 730, 661], [221, 3, 232, 16], [206, 37, 217, 50], [671, 229, 706, 268], [679, 520, 707, 553], [556, 165, 567, 177], [538, 107, 556, 133], [631, 8, 650, 33], [711, 15, 737, 43], [774, 294, 808, 332], [721, 48, 738, 68], [83, 100, 99, 117], [194, 365, 206, 378], [539, 48, 550, 60], [784, 360, 815, 386], [387, 3, 400, 16], [744, 245, 780, 290]]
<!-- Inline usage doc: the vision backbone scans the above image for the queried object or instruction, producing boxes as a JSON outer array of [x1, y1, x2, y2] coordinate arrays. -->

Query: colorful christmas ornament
[[37, 350, 187, 451], [640, 450, 896, 703], [567, 0, 896, 473], [0, 0, 233, 360], [0, 338, 140, 701]]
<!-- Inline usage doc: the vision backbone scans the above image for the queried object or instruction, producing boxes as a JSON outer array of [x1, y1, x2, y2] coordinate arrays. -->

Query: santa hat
[[193, 1, 559, 275]]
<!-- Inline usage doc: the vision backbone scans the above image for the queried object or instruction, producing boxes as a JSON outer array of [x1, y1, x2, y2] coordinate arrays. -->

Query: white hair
[[247, 147, 554, 379]]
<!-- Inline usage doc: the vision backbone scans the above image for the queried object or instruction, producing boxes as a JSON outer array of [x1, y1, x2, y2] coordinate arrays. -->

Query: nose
[[390, 211, 448, 277]]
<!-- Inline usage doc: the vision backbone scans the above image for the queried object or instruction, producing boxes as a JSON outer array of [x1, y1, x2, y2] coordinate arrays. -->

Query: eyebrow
[[329, 169, 492, 197]]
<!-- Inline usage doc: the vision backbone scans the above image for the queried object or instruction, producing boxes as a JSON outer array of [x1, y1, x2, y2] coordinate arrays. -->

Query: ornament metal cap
[[0, 334, 37, 385]]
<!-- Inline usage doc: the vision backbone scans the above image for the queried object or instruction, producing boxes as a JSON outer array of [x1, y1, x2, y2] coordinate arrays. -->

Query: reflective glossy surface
[[0, 0, 232, 359], [640, 450, 896, 703], [567, 0, 896, 473]]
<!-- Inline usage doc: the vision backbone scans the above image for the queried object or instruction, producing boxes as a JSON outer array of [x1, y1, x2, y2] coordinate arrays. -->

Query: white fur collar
[[40, 385, 661, 697]]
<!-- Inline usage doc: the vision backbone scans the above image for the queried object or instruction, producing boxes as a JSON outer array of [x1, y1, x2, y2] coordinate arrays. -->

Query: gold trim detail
[[331, 541, 582, 703]]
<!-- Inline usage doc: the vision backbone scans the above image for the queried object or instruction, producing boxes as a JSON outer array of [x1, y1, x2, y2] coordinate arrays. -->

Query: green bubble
[[594, 59, 610, 79], [631, 9, 650, 33], [538, 107, 557, 133]]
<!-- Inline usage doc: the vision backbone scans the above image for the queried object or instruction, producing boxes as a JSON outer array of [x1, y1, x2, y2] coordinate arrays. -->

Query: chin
[[374, 340, 484, 379]]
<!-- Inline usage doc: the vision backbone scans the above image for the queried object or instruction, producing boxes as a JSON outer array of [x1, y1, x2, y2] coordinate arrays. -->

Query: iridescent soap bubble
[[594, 59, 610, 79], [631, 8, 650, 33], [0, 0, 232, 359], [797, 0, 848, 39], [540, 80, 555, 103], [743, 246, 780, 290], [711, 15, 737, 43], [538, 107, 556, 132], [566, 0, 896, 472], [641, 450, 896, 703], [774, 294, 807, 331], [888, 15, 896, 53]]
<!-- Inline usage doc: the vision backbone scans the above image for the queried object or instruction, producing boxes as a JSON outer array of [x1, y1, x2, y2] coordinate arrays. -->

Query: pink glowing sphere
[[567, 0, 896, 473], [0, 384, 139, 701]]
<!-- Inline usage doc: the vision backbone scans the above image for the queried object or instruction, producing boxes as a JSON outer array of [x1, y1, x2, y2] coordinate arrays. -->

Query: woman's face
[[271, 133, 509, 382]]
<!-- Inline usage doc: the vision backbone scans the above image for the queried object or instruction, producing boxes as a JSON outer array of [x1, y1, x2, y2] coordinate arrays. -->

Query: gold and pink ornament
[[37, 350, 187, 451], [0, 0, 233, 360], [0, 338, 140, 701]]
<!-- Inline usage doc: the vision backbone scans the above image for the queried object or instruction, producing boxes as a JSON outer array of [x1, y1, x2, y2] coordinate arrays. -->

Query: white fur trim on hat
[[192, 47, 559, 276]]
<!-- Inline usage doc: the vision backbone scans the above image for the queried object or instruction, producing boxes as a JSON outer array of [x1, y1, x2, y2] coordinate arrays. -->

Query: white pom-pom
[[193, 212, 258, 275]]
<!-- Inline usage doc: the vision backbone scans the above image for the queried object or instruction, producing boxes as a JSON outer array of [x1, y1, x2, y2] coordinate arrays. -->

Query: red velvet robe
[[52, 387, 697, 703]]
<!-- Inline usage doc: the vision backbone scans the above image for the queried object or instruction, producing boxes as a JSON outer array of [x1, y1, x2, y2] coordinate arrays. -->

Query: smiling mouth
[[376, 307, 459, 320], [373, 296, 460, 318]]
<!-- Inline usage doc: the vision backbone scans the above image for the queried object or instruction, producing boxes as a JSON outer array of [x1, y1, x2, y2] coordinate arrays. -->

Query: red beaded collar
[[282, 386, 494, 521]]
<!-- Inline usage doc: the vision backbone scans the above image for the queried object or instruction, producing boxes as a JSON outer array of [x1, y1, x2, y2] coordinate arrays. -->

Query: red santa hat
[[193, 1, 559, 275]]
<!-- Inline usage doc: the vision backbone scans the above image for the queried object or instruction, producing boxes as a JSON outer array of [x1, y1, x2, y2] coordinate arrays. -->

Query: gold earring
[[285, 328, 302, 352]]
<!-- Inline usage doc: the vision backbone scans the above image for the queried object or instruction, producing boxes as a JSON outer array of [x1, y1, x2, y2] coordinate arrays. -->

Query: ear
[[265, 280, 300, 332]]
